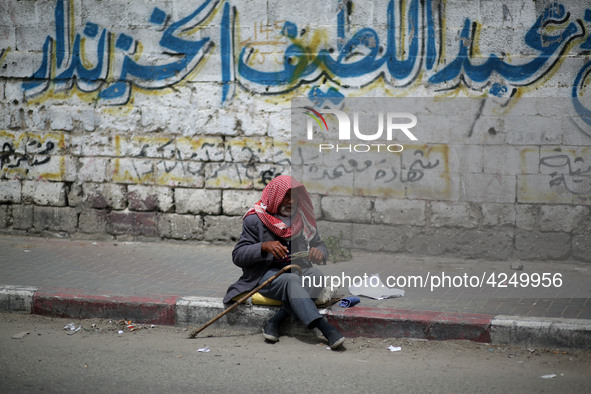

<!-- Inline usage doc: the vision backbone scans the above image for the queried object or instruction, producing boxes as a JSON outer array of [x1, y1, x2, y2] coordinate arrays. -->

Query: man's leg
[[258, 268, 345, 349], [258, 268, 322, 327], [300, 266, 325, 300]]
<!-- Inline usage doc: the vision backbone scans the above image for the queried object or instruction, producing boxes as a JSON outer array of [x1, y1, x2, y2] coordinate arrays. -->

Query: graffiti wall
[[0, 0, 589, 261]]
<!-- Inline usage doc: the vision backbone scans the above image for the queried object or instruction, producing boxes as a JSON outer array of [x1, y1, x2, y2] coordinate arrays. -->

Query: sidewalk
[[1, 234, 590, 349]]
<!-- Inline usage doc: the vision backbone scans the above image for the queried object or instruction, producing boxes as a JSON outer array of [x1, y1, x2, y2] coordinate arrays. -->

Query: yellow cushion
[[232, 292, 283, 306]]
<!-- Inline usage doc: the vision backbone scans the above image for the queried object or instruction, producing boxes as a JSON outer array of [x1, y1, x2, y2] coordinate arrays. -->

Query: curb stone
[[1, 286, 590, 350]]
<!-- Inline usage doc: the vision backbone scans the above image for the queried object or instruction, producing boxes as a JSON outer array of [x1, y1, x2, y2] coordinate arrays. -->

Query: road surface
[[1, 313, 589, 393]]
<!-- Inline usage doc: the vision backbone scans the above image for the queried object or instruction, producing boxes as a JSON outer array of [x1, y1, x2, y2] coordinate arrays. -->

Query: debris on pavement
[[63, 323, 82, 335], [198, 347, 211, 353], [540, 374, 557, 379], [388, 345, 402, 352], [12, 331, 30, 339], [338, 296, 360, 308]]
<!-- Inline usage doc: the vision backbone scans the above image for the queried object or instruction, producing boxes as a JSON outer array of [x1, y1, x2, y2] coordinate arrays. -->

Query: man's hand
[[308, 247, 324, 265], [261, 241, 289, 260]]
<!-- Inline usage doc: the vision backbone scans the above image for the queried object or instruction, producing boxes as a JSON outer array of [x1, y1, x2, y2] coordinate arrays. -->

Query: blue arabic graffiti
[[14, 0, 591, 127], [22, 0, 218, 105]]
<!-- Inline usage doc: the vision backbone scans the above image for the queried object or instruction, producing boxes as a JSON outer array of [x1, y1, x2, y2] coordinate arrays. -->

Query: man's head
[[248, 175, 317, 241], [260, 175, 299, 215], [278, 189, 297, 217]]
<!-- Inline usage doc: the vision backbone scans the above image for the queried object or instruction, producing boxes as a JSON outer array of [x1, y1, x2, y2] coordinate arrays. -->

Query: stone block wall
[[0, 0, 590, 261]]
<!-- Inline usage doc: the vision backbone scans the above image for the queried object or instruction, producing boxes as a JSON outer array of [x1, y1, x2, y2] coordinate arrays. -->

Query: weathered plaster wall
[[0, 0, 590, 261]]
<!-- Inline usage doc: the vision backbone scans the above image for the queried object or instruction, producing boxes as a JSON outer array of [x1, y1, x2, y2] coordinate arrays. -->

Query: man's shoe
[[262, 320, 280, 342], [327, 332, 346, 350], [311, 317, 346, 350]]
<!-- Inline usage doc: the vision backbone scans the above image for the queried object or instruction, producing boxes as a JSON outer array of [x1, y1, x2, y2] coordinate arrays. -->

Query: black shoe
[[262, 320, 280, 342], [262, 309, 288, 342], [327, 331, 346, 350], [312, 317, 346, 350]]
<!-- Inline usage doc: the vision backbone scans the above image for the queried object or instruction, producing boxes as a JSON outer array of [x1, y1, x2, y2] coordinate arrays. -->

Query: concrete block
[[373, 198, 426, 226], [539, 146, 591, 176], [539, 205, 589, 233], [26, 156, 78, 183], [78, 158, 109, 183], [48, 105, 74, 131], [157, 213, 204, 240], [175, 188, 221, 215], [119, 135, 225, 162], [175, 296, 274, 334], [268, 110, 291, 141], [482, 146, 539, 175], [222, 190, 261, 216], [226, 137, 274, 163], [309, 193, 322, 220], [461, 173, 516, 203], [455, 229, 514, 260], [351, 224, 411, 253], [112, 158, 156, 184], [108, 211, 157, 237], [79, 209, 108, 234], [515, 231, 571, 260], [321, 196, 372, 223], [0, 286, 37, 313], [491, 316, 591, 350], [67, 183, 83, 207], [406, 228, 514, 260], [82, 183, 127, 210], [203, 215, 243, 242], [95, 108, 142, 134], [12, 205, 33, 230], [430, 201, 480, 229], [518, 174, 590, 205], [448, 144, 483, 175], [128, 185, 174, 212], [33, 206, 78, 232], [405, 228, 460, 256], [22, 181, 66, 206], [316, 221, 354, 250], [515, 204, 538, 230], [186, 108, 237, 137], [481, 203, 516, 227], [405, 171, 459, 201], [572, 234, 591, 262], [504, 114, 564, 145], [154, 160, 204, 188], [273, 140, 291, 166], [235, 107, 269, 136], [0, 180, 21, 203], [204, 163, 255, 189], [71, 133, 117, 156], [0, 205, 9, 228]]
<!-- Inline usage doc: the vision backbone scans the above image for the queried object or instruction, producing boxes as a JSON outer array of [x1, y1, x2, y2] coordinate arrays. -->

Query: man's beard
[[278, 206, 293, 217]]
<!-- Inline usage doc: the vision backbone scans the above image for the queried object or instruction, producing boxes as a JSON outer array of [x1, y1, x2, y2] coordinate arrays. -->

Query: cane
[[188, 264, 302, 338]]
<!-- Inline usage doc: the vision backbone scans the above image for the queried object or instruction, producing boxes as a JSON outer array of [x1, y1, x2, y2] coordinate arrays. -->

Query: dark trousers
[[257, 266, 324, 327]]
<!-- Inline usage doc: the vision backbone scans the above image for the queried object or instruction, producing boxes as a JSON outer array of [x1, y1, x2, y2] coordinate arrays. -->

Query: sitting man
[[223, 175, 345, 350]]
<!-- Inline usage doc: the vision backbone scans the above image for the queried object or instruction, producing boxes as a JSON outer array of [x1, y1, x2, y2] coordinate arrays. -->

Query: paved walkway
[[1, 234, 590, 319]]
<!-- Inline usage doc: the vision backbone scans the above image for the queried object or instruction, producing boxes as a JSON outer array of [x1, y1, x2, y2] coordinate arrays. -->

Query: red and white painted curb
[[2, 285, 590, 349]]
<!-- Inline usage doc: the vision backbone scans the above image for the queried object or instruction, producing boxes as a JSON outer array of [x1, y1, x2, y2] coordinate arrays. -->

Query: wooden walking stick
[[188, 264, 302, 338]]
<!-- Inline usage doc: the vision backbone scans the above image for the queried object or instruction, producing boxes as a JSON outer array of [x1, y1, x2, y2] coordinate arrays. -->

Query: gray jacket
[[222, 214, 329, 304]]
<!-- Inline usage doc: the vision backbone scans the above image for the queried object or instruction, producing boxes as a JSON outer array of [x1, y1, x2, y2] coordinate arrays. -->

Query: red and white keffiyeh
[[244, 175, 317, 242]]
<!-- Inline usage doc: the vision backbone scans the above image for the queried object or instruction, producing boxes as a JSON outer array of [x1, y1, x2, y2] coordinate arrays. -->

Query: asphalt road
[[1, 313, 590, 393]]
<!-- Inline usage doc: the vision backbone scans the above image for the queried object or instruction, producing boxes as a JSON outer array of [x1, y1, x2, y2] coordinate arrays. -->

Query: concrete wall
[[0, 0, 590, 261]]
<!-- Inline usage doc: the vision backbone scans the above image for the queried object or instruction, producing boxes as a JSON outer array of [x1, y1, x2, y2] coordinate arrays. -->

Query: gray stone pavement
[[1, 234, 590, 319]]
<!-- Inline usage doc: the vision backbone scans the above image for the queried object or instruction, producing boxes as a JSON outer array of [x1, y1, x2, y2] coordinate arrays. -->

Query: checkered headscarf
[[244, 175, 317, 242]]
